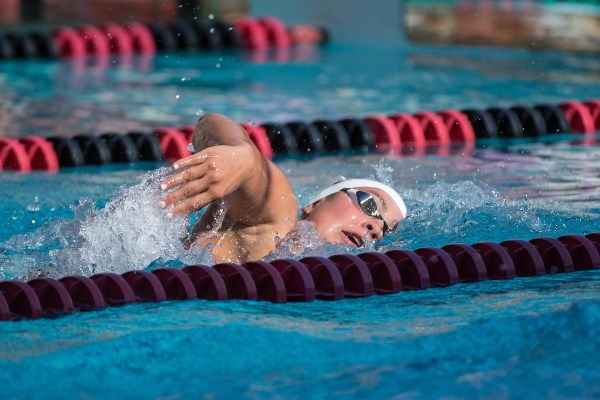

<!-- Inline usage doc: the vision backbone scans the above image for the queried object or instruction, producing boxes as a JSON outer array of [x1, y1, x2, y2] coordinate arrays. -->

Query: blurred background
[[405, 0, 600, 52], [0, 0, 248, 26], [1, 0, 599, 52]]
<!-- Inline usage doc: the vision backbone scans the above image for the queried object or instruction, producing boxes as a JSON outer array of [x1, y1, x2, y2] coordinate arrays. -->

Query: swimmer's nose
[[363, 220, 383, 241]]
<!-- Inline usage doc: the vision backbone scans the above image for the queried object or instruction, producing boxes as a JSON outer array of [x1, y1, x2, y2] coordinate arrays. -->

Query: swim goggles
[[341, 188, 392, 236]]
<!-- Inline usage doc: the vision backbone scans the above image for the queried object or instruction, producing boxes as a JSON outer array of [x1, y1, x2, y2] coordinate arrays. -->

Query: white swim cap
[[308, 178, 407, 219]]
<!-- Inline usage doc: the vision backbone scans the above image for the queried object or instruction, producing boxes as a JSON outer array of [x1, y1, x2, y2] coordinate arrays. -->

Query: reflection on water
[[472, 137, 600, 211], [1, 45, 600, 139], [1, 267, 600, 399]]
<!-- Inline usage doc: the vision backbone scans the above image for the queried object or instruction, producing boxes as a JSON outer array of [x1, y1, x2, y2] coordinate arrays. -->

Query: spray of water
[[0, 168, 213, 280], [371, 157, 394, 186], [387, 180, 549, 250], [265, 220, 351, 261]]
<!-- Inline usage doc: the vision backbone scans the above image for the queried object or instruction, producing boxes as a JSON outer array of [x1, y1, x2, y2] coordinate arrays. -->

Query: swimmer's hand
[[159, 144, 255, 216]]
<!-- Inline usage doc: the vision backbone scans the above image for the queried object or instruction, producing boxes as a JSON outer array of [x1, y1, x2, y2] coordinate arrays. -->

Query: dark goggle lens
[[352, 190, 392, 235], [355, 190, 378, 215]]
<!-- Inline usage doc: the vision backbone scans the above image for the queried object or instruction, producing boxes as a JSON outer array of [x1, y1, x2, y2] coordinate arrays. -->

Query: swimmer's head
[[301, 179, 407, 247]]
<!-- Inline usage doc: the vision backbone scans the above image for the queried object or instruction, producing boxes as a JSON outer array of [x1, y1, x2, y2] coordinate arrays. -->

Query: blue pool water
[[1, 42, 600, 399]]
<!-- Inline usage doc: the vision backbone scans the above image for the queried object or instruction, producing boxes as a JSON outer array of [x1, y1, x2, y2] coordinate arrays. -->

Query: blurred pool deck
[[0, 0, 599, 51], [252, 0, 600, 52]]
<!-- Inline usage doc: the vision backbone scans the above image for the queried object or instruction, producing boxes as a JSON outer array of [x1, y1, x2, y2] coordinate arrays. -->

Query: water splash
[[370, 157, 394, 186], [0, 168, 213, 280], [390, 180, 549, 250], [265, 220, 351, 261]]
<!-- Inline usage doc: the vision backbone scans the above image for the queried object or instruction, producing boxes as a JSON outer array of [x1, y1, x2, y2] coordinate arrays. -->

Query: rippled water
[[1, 43, 600, 399], [2, 44, 600, 137], [2, 268, 600, 399]]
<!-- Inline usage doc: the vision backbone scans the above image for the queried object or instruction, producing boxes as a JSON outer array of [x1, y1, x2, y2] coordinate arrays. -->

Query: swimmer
[[159, 113, 407, 263]]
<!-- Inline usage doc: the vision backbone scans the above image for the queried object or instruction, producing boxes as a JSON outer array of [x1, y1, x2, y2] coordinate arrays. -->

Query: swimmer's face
[[301, 187, 404, 247]]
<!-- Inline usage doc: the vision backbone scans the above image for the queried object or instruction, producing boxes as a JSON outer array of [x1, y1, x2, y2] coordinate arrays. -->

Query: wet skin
[[160, 113, 403, 263]]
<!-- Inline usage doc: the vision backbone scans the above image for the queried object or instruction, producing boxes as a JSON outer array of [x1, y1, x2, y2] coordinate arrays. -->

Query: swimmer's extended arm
[[159, 114, 297, 228]]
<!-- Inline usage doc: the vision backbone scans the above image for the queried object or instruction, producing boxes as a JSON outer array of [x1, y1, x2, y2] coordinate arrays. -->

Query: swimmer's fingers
[[160, 158, 210, 191], [161, 174, 211, 211], [159, 144, 252, 215], [172, 152, 210, 171], [169, 191, 214, 216]]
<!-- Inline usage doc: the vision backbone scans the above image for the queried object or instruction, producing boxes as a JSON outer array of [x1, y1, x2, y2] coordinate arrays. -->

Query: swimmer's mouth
[[344, 231, 363, 247]]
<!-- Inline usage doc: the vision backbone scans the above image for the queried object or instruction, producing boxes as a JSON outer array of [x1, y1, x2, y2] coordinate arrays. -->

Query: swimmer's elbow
[[193, 113, 250, 150], [197, 113, 230, 125]]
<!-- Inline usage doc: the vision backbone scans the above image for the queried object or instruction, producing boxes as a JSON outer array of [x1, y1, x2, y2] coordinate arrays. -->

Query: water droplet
[[26, 196, 40, 212], [175, 94, 180, 99], [208, 14, 214, 20]]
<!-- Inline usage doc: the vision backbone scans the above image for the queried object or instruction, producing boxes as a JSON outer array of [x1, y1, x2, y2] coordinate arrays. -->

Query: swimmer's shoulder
[[263, 157, 298, 230]]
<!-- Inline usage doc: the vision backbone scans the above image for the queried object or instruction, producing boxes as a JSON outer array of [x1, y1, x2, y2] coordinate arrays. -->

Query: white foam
[[264, 220, 351, 261], [1, 167, 213, 280], [51, 167, 214, 277], [378, 180, 549, 252]]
